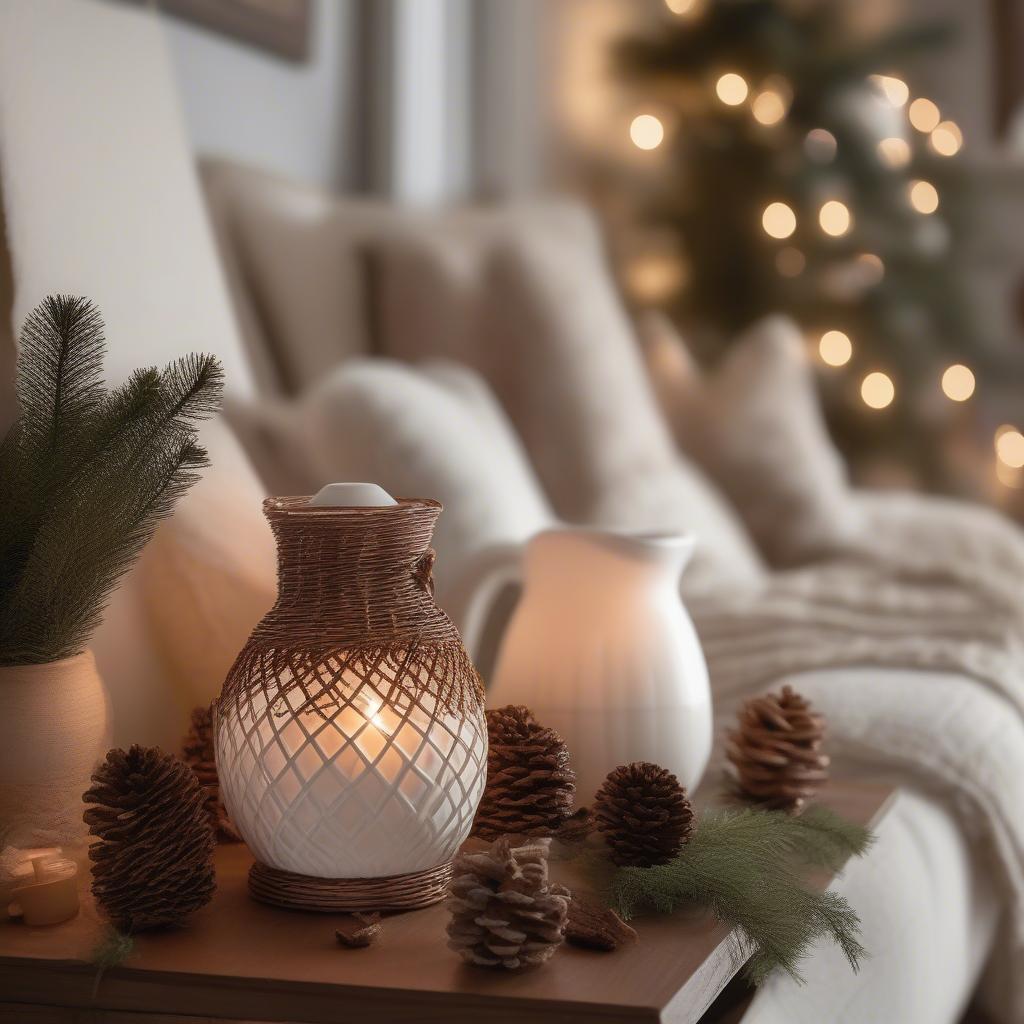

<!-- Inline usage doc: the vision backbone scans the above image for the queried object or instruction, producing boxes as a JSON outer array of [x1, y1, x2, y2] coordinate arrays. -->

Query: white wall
[[160, 0, 359, 189]]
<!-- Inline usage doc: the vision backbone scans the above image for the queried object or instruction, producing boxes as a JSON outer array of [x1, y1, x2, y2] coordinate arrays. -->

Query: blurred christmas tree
[[614, 0, 1024, 499]]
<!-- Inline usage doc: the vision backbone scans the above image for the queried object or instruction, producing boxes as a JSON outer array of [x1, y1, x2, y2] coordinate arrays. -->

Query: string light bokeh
[[819, 330, 853, 367], [715, 72, 749, 106], [629, 0, 1022, 495]]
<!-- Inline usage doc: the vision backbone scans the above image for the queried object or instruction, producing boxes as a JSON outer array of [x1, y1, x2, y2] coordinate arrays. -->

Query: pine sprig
[[89, 926, 134, 998], [604, 807, 872, 985], [0, 297, 107, 599], [0, 295, 224, 665]]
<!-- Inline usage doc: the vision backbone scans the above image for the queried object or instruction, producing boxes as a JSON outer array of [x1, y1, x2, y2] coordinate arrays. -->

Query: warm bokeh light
[[626, 254, 685, 302], [870, 74, 909, 107], [665, 0, 698, 12], [775, 247, 805, 277], [762, 201, 797, 239], [752, 90, 786, 125], [804, 128, 837, 162], [941, 363, 975, 402], [819, 330, 852, 367], [877, 137, 911, 167], [930, 120, 962, 156], [996, 427, 1024, 469], [909, 180, 939, 214], [716, 72, 749, 106], [861, 371, 895, 409], [630, 113, 664, 150], [819, 200, 851, 237], [856, 253, 885, 283], [996, 460, 1024, 489], [908, 97, 941, 132]]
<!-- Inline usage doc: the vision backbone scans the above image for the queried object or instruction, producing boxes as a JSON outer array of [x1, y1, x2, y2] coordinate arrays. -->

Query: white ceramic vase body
[[0, 651, 112, 847], [216, 664, 487, 879], [486, 529, 711, 800]]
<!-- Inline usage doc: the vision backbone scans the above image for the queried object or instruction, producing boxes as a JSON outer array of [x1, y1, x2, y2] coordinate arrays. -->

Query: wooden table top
[[0, 782, 893, 1024]]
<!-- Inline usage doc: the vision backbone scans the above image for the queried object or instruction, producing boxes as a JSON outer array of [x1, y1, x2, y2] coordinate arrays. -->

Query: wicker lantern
[[215, 485, 488, 912]]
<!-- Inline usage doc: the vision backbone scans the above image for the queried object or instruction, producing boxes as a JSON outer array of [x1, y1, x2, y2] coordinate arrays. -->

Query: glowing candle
[[215, 487, 487, 911], [5, 850, 79, 926]]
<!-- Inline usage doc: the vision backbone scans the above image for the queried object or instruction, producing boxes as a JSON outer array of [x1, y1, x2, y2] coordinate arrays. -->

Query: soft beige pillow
[[642, 313, 861, 566], [371, 226, 766, 592], [141, 416, 277, 709], [229, 358, 557, 612]]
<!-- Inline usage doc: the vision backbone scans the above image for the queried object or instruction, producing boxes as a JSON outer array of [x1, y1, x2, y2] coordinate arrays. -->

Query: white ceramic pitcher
[[448, 527, 711, 801]]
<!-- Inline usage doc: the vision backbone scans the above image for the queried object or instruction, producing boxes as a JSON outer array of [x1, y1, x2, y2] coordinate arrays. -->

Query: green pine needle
[[604, 807, 873, 985], [90, 926, 134, 969], [89, 927, 134, 998], [0, 295, 224, 665]]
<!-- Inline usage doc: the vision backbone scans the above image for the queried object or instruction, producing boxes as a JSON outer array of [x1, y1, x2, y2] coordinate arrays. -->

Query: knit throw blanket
[[688, 492, 1024, 1019]]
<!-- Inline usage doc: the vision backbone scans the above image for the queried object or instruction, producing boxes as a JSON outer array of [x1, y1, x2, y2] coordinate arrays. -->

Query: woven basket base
[[248, 860, 453, 912]]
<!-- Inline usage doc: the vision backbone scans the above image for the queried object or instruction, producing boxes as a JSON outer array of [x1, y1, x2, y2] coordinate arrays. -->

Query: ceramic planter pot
[[0, 650, 112, 848]]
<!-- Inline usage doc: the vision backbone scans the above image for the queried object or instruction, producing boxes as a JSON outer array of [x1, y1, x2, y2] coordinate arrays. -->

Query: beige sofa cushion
[[200, 157, 419, 394], [641, 313, 861, 566], [200, 158, 600, 399], [371, 223, 766, 592], [200, 159, 764, 589], [228, 358, 556, 616]]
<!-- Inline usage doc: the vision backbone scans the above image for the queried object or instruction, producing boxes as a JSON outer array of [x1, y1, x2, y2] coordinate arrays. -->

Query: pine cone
[[565, 895, 638, 951], [335, 912, 382, 948], [182, 704, 241, 842], [472, 706, 575, 840], [726, 685, 830, 813], [83, 745, 216, 932], [447, 836, 570, 969], [593, 762, 694, 867]]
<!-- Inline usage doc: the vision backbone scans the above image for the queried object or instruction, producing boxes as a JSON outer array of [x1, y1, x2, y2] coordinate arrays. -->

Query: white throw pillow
[[230, 358, 556, 610], [371, 226, 766, 592], [642, 313, 861, 566], [140, 416, 277, 710]]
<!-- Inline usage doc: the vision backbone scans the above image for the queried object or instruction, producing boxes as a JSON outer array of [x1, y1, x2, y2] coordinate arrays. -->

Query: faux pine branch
[[0, 295, 224, 666], [606, 806, 872, 985]]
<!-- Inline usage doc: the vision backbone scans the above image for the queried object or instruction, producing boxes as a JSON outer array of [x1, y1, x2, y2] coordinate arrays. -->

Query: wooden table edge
[[0, 956, 664, 1024], [0, 782, 896, 1024]]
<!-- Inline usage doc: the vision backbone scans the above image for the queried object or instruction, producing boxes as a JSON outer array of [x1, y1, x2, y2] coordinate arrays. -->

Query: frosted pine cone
[[83, 745, 216, 932], [447, 836, 570, 969], [726, 685, 830, 813], [182, 704, 241, 842], [593, 762, 694, 867], [472, 705, 575, 839]]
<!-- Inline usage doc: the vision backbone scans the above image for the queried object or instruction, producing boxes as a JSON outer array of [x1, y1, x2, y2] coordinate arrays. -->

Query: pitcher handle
[[442, 542, 524, 668]]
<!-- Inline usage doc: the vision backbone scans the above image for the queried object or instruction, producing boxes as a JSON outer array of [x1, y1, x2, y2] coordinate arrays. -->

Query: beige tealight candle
[[9, 854, 79, 926], [0, 846, 58, 903]]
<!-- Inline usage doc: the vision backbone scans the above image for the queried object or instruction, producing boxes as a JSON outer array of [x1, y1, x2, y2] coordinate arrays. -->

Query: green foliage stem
[[605, 806, 874, 985], [89, 927, 134, 998], [0, 295, 224, 665]]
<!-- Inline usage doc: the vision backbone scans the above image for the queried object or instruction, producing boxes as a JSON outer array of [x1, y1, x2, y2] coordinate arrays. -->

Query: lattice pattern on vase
[[215, 496, 487, 896]]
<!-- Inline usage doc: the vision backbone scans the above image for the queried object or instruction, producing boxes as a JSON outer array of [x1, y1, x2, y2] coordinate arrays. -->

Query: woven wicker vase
[[215, 496, 487, 912]]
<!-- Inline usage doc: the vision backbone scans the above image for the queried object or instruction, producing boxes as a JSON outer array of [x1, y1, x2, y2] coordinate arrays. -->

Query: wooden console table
[[0, 782, 892, 1024]]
